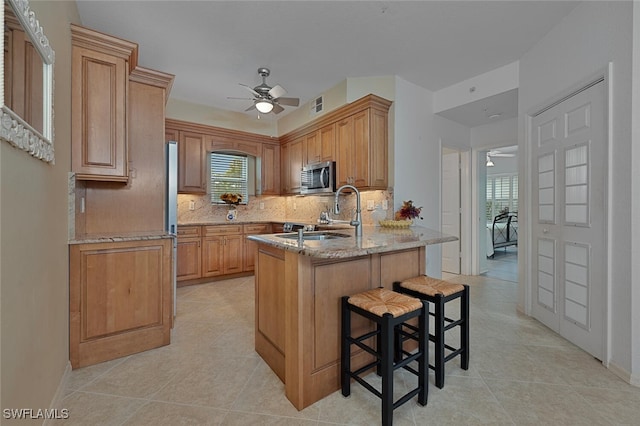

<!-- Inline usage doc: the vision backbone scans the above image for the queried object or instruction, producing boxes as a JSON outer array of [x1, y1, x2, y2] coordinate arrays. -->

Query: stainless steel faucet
[[334, 184, 362, 237]]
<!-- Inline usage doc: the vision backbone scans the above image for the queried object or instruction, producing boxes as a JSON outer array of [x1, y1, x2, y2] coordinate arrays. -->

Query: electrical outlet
[[367, 200, 375, 211], [259, 202, 265, 210], [382, 200, 388, 210], [189, 200, 195, 211]]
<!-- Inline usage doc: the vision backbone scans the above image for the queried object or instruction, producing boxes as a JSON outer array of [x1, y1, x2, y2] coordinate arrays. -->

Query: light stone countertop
[[178, 220, 285, 227], [69, 231, 174, 245], [246, 225, 457, 259]]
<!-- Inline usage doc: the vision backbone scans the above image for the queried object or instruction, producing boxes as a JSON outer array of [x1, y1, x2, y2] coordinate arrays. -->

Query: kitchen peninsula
[[247, 225, 457, 409]]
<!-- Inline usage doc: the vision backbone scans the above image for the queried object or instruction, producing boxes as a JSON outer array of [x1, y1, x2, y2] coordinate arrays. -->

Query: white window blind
[[486, 174, 518, 220], [210, 153, 248, 204]]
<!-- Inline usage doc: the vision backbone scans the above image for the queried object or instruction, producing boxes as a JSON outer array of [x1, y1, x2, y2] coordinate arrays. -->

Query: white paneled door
[[442, 150, 461, 274], [530, 80, 606, 359]]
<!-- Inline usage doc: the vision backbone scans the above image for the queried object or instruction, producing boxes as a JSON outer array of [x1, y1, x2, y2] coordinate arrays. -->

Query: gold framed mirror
[[1, 0, 55, 163]]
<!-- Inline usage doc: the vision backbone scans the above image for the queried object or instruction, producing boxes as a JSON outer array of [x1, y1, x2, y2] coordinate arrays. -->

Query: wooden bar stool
[[393, 276, 469, 389], [341, 287, 428, 426]]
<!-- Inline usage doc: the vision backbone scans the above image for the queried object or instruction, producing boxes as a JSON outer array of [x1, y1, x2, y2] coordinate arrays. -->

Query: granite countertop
[[178, 220, 286, 226], [177, 220, 353, 229], [246, 225, 457, 259], [69, 231, 174, 245]]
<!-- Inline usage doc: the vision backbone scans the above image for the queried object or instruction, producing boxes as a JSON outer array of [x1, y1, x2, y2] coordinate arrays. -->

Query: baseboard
[[608, 361, 640, 387], [43, 361, 72, 426]]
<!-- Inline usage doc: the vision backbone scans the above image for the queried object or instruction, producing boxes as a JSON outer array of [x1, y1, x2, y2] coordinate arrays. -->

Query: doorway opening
[[483, 145, 519, 282]]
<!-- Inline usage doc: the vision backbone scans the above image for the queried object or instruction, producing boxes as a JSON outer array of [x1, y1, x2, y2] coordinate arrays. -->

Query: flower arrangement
[[220, 193, 243, 205], [395, 200, 423, 221]]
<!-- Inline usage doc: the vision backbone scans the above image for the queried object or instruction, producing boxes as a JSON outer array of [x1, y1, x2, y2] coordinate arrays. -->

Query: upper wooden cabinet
[[280, 94, 391, 191], [336, 109, 388, 188], [261, 143, 280, 195], [71, 24, 138, 182], [165, 118, 280, 195], [178, 131, 207, 194], [306, 123, 336, 165], [282, 137, 306, 195]]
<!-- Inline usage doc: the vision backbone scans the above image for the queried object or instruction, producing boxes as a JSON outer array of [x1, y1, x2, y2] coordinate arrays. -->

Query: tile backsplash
[[178, 189, 394, 225]]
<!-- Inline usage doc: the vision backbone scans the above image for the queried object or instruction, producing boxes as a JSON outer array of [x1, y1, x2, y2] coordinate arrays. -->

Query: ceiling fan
[[487, 149, 516, 158], [486, 149, 516, 167], [228, 67, 300, 115]]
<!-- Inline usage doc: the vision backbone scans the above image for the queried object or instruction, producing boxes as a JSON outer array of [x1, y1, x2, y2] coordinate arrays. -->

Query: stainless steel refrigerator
[[166, 141, 178, 317]]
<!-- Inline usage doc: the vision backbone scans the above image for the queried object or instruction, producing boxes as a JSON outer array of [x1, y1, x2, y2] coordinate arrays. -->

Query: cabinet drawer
[[271, 223, 285, 233], [244, 224, 272, 234], [204, 225, 243, 236], [178, 226, 201, 238]]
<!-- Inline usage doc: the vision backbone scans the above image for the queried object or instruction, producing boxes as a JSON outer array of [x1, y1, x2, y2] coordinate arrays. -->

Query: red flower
[[395, 200, 423, 220]]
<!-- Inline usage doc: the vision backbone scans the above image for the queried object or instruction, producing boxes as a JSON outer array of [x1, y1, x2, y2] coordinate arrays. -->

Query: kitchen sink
[[276, 231, 351, 241]]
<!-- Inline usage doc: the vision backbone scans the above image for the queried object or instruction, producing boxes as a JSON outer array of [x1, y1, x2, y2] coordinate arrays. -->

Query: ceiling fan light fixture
[[255, 99, 273, 114], [486, 154, 495, 167]]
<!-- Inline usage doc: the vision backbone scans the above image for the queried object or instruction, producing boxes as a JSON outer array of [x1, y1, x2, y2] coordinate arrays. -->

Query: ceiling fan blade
[[245, 103, 257, 112], [227, 97, 253, 100], [491, 153, 516, 157], [275, 97, 300, 107], [272, 103, 285, 114], [239, 83, 260, 97], [268, 84, 287, 99]]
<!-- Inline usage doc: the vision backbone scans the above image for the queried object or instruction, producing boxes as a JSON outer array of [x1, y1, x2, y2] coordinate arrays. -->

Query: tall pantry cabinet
[[69, 24, 175, 368]]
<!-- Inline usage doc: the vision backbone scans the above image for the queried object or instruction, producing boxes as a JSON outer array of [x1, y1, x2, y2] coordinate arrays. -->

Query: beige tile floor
[[56, 274, 640, 425]]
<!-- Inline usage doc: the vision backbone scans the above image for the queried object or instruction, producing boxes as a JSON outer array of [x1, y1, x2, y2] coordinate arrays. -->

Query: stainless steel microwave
[[301, 161, 336, 195]]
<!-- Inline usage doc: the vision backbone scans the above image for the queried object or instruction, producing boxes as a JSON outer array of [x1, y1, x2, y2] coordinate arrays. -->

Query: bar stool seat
[[393, 276, 469, 389], [342, 287, 428, 426]]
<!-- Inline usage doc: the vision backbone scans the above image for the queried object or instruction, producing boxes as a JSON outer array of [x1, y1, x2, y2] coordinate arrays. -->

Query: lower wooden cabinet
[[176, 226, 201, 281], [177, 223, 273, 284], [69, 238, 172, 368], [202, 225, 243, 277]]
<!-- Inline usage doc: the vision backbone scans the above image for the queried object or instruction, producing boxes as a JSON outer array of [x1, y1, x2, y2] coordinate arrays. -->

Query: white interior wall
[[632, 0, 640, 384], [393, 77, 441, 276], [487, 154, 518, 176], [518, 0, 637, 382], [166, 98, 277, 136], [433, 61, 519, 114], [394, 76, 472, 278]]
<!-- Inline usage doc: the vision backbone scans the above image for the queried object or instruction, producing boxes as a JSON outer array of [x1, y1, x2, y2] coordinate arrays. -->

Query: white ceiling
[[75, 1, 579, 126]]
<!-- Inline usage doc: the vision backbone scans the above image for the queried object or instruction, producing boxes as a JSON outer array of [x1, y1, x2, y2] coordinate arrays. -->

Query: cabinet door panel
[[319, 123, 336, 162], [261, 144, 280, 195], [224, 235, 244, 274], [306, 131, 320, 165], [177, 238, 201, 281], [202, 236, 224, 277], [369, 109, 388, 188], [83, 246, 163, 338], [352, 110, 370, 188], [72, 46, 128, 181], [70, 239, 171, 368], [179, 132, 206, 193], [336, 117, 353, 187], [288, 138, 305, 194]]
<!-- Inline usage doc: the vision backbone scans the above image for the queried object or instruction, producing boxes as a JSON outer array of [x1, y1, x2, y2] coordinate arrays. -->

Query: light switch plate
[[367, 200, 375, 211]]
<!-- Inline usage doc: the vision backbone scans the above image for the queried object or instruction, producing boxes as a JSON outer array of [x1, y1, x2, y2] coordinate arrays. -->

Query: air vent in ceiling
[[309, 96, 323, 116]]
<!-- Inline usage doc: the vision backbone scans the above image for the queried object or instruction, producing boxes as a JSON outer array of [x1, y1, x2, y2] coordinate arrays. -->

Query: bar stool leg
[[341, 296, 351, 397], [461, 285, 470, 370], [434, 294, 445, 389], [418, 301, 428, 406], [381, 314, 393, 426]]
